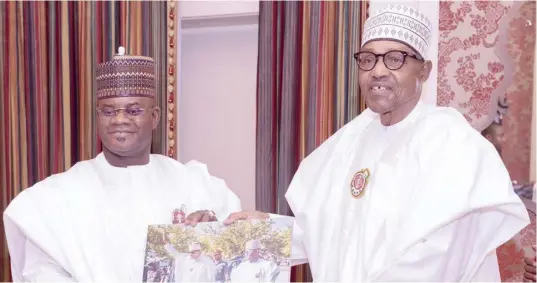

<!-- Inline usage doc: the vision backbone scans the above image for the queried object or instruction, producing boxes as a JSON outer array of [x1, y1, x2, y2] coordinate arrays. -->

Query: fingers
[[185, 210, 217, 226], [223, 211, 250, 225], [525, 256, 537, 267], [525, 263, 537, 274], [523, 272, 537, 282], [223, 211, 270, 225], [200, 213, 212, 222], [185, 211, 204, 226]]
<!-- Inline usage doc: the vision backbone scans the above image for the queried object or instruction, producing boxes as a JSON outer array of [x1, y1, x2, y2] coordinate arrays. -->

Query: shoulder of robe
[[408, 105, 499, 161], [150, 153, 186, 169], [4, 159, 93, 213], [3, 159, 97, 232], [182, 159, 232, 193]]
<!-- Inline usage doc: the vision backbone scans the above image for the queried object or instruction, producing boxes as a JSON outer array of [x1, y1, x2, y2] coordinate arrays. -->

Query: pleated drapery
[[0, 1, 176, 280], [255, 1, 369, 281]]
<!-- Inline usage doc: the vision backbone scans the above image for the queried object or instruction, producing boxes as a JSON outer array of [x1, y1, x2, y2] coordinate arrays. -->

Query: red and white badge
[[172, 205, 186, 224], [350, 168, 370, 199]]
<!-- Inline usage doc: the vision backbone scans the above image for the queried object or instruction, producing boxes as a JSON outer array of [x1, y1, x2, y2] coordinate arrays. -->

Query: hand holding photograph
[[143, 218, 294, 283]]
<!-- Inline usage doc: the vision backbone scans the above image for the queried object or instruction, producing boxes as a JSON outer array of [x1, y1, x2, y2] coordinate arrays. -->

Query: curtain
[[0, 1, 176, 280], [255, 1, 368, 281]]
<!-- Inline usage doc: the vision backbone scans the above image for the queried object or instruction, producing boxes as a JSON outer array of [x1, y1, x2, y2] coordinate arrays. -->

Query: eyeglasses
[[96, 106, 152, 117], [354, 50, 423, 71]]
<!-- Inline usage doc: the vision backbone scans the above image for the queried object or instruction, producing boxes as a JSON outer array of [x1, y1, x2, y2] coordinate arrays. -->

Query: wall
[[368, 0, 440, 105], [180, 0, 259, 19], [177, 21, 259, 210]]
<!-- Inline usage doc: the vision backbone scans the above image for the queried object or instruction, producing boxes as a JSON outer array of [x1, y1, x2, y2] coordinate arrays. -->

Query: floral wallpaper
[[437, 0, 535, 184]]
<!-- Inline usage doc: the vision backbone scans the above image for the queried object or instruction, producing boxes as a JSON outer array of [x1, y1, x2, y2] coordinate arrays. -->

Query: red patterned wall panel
[[438, 1, 535, 183]]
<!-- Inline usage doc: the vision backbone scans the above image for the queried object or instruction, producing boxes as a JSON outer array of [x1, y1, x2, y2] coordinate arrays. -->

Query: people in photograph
[[213, 248, 229, 283], [145, 262, 162, 282], [230, 240, 279, 282], [163, 239, 216, 283]]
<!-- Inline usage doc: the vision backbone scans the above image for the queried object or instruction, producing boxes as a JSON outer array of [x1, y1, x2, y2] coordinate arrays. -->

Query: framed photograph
[[142, 218, 294, 283]]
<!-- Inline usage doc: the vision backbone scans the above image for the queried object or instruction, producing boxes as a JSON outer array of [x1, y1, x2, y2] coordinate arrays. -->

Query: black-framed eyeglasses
[[353, 50, 423, 71], [96, 106, 153, 117]]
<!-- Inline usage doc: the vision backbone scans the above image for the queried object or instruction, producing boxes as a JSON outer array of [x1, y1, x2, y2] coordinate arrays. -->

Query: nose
[[371, 57, 391, 79], [110, 110, 130, 124]]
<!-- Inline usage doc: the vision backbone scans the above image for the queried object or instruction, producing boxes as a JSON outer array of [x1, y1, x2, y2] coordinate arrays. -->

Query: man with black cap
[[226, 4, 530, 281], [3, 47, 240, 281]]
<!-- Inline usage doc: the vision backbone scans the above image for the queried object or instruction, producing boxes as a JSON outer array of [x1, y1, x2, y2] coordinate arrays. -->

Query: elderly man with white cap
[[225, 4, 530, 281], [229, 240, 279, 282], [164, 241, 216, 282]]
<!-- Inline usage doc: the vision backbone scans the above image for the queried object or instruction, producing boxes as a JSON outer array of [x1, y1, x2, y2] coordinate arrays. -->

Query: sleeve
[[225, 262, 231, 279], [4, 193, 74, 282], [17, 238, 74, 282], [370, 116, 530, 281], [267, 214, 308, 266], [164, 243, 182, 258], [373, 210, 503, 281]]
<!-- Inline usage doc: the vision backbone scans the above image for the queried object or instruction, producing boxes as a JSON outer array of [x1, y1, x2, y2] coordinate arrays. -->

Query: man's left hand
[[223, 210, 269, 225], [185, 210, 217, 226]]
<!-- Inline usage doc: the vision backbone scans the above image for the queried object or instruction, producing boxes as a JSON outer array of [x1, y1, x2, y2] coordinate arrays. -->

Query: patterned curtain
[[255, 1, 368, 281], [437, 0, 535, 184], [0, 1, 177, 280]]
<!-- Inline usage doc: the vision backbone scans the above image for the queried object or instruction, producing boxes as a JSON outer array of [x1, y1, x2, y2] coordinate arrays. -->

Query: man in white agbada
[[229, 240, 280, 282], [226, 4, 531, 281], [2, 48, 242, 281], [163, 242, 215, 282]]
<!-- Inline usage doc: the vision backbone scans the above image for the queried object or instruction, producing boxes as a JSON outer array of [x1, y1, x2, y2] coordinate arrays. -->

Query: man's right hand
[[523, 245, 536, 282], [223, 211, 269, 225]]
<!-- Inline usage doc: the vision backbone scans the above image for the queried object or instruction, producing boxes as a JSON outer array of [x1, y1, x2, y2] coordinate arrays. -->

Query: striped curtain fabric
[[0, 1, 171, 280], [255, 1, 368, 281]]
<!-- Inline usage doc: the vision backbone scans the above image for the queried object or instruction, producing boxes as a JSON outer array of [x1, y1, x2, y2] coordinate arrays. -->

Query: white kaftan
[[285, 102, 530, 281], [230, 259, 280, 282], [3, 153, 241, 282], [164, 244, 216, 282]]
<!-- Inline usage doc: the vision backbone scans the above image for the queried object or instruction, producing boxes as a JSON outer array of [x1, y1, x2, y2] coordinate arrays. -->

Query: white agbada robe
[[3, 153, 241, 282], [230, 259, 280, 282], [180, 255, 216, 282], [163, 244, 216, 282], [285, 102, 530, 281]]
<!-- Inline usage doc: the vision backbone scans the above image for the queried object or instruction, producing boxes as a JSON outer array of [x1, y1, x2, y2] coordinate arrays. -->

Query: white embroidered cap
[[245, 239, 262, 250], [361, 4, 432, 59], [189, 242, 202, 252]]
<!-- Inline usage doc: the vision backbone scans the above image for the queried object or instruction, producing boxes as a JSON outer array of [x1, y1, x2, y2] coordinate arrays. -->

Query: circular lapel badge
[[350, 168, 370, 198]]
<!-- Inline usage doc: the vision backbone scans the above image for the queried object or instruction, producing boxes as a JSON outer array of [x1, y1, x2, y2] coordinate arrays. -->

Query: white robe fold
[[285, 102, 530, 281], [230, 259, 280, 282], [3, 153, 241, 282]]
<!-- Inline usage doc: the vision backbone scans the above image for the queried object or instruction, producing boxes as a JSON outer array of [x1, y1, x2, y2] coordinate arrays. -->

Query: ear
[[152, 106, 161, 130], [419, 60, 433, 83]]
